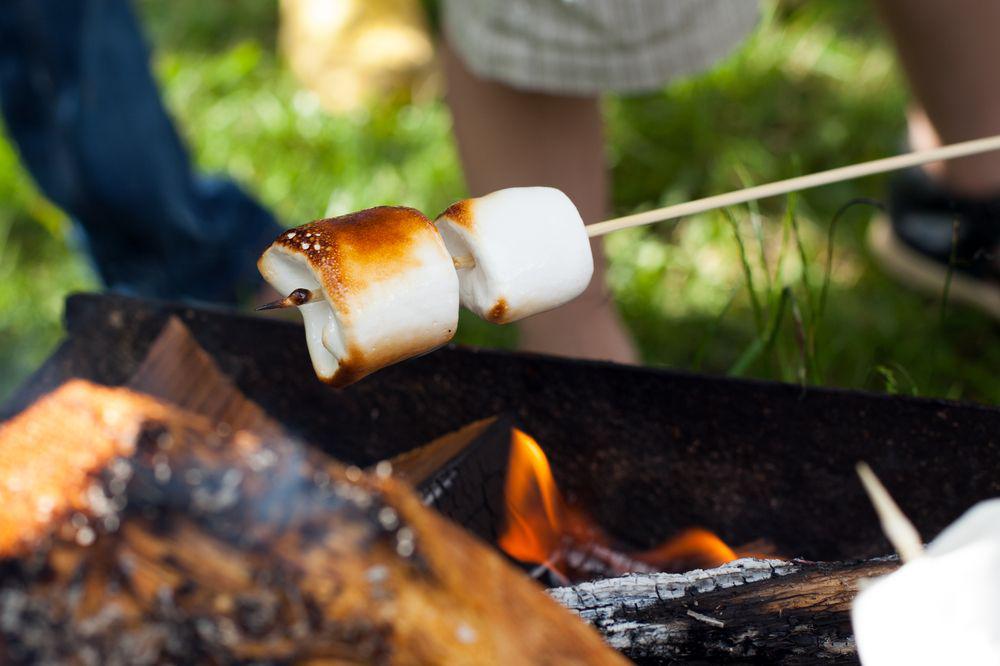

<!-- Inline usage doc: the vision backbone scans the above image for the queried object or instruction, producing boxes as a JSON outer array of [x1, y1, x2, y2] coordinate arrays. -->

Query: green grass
[[0, 0, 996, 404]]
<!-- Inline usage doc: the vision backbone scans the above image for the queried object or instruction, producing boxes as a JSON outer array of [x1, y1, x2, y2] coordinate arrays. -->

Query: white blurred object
[[258, 207, 459, 387], [852, 497, 1000, 665], [434, 187, 594, 324]]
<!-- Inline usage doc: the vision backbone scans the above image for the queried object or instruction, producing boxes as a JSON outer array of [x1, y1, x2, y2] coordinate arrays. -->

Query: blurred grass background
[[0, 0, 997, 403]]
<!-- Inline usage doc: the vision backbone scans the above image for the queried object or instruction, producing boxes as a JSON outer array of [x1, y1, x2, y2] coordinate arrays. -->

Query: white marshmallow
[[852, 499, 1000, 665], [434, 187, 593, 324], [258, 206, 459, 387]]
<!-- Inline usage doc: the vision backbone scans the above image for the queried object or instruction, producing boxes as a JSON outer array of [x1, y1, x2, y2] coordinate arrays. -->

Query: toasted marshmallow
[[258, 207, 459, 387], [434, 187, 593, 324], [852, 499, 1000, 665]]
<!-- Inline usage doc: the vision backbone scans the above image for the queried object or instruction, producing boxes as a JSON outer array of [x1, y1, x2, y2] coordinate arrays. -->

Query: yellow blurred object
[[279, 0, 438, 113]]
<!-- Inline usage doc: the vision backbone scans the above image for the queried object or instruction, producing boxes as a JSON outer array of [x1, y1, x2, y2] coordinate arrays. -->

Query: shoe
[[868, 166, 1000, 320]]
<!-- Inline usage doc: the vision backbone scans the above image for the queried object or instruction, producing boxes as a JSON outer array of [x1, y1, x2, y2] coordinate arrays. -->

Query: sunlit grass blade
[[734, 164, 771, 295], [772, 197, 793, 302], [818, 198, 885, 322], [787, 290, 812, 386], [728, 286, 791, 378], [872, 362, 919, 397], [722, 208, 764, 334], [787, 194, 815, 323]]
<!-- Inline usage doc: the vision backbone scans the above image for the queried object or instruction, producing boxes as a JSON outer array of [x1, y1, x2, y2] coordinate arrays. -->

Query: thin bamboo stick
[[585, 133, 1000, 237]]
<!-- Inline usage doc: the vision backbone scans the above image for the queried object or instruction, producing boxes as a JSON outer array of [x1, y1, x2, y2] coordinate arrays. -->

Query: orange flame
[[498, 429, 747, 580], [498, 429, 565, 563], [633, 528, 737, 569]]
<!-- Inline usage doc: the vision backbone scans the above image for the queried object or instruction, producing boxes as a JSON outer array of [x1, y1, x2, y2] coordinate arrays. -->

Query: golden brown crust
[[438, 199, 476, 231], [486, 298, 509, 324], [271, 206, 437, 316], [315, 326, 446, 389], [262, 206, 456, 388], [319, 342, 368, 388]]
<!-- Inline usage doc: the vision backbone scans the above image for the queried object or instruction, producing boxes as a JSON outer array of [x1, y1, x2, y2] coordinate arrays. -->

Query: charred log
[[550, 557, 899, 665], [0, 379, 625, 665]]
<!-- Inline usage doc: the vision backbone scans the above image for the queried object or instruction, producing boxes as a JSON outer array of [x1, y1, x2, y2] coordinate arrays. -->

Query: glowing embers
[[499, 429, 759, 584]]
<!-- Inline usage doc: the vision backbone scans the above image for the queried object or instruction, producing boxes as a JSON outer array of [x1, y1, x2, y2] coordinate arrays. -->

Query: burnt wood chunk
[[550, 557, 900, 665], [0, 381, 625, 665], [126, 316, 276, 435], [390, 417, 499, 486], [392, 415, 513, 543]]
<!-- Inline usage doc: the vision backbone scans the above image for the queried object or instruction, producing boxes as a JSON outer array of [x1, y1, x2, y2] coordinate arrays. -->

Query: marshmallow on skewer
[[852, 498, 1000, 665], [258, 207, 459, 387], [434, 187, 593, 324]]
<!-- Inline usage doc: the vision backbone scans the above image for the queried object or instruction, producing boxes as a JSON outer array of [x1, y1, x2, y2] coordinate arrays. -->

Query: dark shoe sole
[[868, 215, 1000, 320]]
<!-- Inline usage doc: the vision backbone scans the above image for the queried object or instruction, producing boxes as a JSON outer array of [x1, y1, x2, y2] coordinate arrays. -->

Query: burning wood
[[9, 304, 995, 664], [499, 429, 767, 583], [0, 380, 626, 664]]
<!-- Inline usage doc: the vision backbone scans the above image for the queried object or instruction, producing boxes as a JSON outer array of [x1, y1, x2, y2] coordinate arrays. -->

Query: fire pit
[[4, 293, 1000, 663]]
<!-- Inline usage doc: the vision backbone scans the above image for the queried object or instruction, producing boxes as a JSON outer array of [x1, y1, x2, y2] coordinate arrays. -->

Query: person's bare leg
[[875, 0, 1000, 195], [442, 43, 637, 363]]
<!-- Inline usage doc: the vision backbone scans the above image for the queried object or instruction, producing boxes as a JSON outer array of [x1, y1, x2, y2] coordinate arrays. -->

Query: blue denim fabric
[[0, 0, 282, 304]]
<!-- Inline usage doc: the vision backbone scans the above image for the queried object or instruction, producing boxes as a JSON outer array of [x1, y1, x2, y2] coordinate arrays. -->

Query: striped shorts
[[442, 0, 759, 95]]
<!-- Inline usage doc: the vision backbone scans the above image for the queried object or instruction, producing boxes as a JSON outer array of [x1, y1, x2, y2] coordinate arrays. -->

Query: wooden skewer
[[856, 462, 924, 563], [261, 133, 1000, 310], [584, 132, 1000, 238], [256, 287, 319, 311]]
